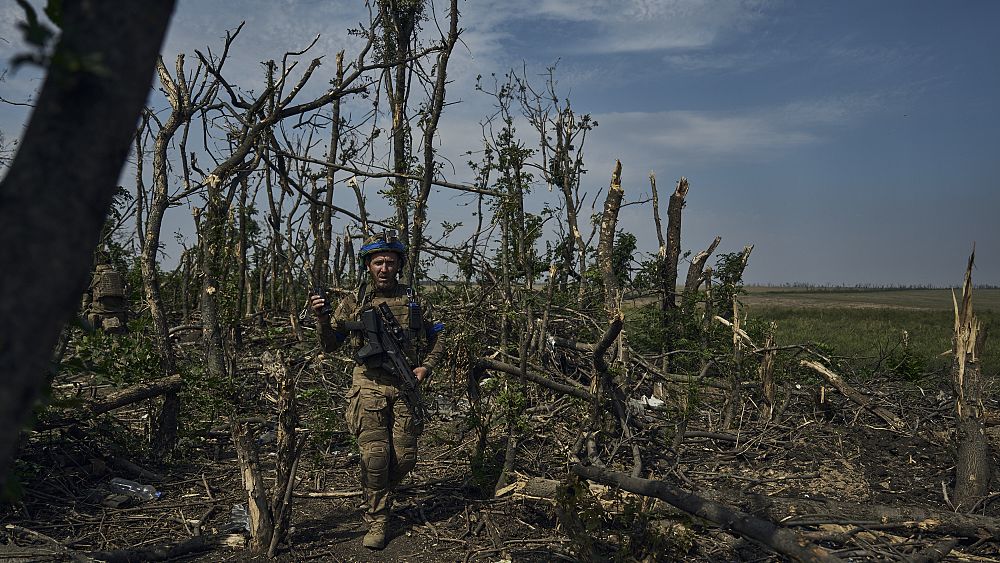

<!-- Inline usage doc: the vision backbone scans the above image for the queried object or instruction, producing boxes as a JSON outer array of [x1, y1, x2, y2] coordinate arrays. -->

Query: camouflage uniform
[[319, 284, 444, 526]]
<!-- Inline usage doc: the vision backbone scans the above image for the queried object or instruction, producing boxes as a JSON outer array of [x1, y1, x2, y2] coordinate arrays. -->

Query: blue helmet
[[359, 230, 406, 265]]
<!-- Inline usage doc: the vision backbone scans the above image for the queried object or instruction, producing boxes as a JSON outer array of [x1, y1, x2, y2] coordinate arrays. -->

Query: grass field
[[742, 287, 999, 378]]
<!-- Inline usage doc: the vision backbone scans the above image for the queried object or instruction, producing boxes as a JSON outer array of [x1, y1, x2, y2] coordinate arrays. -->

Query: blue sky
[[1, 0, 998, 286]]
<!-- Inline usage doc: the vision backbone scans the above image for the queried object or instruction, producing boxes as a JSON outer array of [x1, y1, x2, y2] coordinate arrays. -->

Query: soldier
[[86, 255, 128, 333], [311, 230, 444, 550]]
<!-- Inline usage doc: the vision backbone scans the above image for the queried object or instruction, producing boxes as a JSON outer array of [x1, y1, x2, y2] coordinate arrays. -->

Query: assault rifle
[[354, 303, 427, 425]]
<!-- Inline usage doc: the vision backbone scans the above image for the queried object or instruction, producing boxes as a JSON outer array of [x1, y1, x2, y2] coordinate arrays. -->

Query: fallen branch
[[572, 464, 842, 563], [83, 533, 245, 562], [478, 357, 591, 401], [706, 488, 1000, 539], [800, 360, 907, 431], [89, 374, 183, 415]]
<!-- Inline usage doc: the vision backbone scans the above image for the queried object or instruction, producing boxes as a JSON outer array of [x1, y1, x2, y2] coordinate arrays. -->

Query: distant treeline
[[749, 283, 1000, 290]]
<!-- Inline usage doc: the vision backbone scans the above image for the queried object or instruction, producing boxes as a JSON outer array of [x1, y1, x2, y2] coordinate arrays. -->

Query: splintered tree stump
[[231, 421, 273, 554], [951, 247, 991, 510]]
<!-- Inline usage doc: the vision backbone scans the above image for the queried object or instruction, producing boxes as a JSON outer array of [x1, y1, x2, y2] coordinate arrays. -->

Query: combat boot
[[363, 520, 387, 550]]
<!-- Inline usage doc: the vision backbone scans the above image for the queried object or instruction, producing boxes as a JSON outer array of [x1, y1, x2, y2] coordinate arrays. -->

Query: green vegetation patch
[[748, 304, 998, 379]]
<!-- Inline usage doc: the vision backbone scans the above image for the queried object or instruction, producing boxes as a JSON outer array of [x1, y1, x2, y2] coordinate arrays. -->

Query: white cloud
[[469, 0, 773, 54], [594, 110, 815, 161], [663, 47, 795, 72], [588, 93, 885, 163]]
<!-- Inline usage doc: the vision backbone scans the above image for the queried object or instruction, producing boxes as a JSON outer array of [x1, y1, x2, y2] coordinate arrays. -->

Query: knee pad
[[361, 441, 390, 489], [391, 435, 418, 482]]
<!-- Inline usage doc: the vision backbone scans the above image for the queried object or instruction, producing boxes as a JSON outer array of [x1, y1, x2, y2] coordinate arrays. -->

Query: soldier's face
[[368, 252, 400, 290]]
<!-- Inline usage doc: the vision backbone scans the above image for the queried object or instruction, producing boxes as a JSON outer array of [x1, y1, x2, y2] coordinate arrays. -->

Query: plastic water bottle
[[230, 503, 250, 531], [109, 477, 161, 501]]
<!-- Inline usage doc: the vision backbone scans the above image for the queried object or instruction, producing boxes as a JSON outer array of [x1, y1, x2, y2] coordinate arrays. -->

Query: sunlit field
[[743, 287, 1000, 378]]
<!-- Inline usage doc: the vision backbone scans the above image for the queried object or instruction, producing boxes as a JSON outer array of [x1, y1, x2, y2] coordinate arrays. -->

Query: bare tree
[[406, 0, 460, 283]]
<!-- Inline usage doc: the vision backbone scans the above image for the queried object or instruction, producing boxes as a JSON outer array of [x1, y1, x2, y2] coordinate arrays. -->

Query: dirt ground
[[4, 300, 1000, 563], [4, 365, 1000, 562]]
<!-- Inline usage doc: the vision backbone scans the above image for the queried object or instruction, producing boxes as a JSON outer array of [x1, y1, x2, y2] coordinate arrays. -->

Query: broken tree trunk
[[91, 374, 183, 415], [758, 323, 777, 421], [597, 160, 624, 316], [589, 316, 642, 476], [661, 177, 689, 313], [483, 474, 1000, 542], [477, 357, 591, 401], [721, 301, 745, 431], [649, 173, 666, 258], [573, 464, 842, 562], [951, 246, 991, 510], [682, 235, 721, 302], [84, 534, 245, 563], [596, 160, 628, 366], [263, 350, 299, 553], [232, 421, 274, 554]]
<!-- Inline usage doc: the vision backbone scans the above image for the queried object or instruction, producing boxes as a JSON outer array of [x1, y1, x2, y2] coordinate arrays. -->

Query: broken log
[[90, 374, 183, 415], [232, 421, 273, 554], [572, 464, 841, 563], [662, 177, 689, 312], [477, 357, 591, 401], [951, 246, 991, 510], [705, 488, 1000, 540]]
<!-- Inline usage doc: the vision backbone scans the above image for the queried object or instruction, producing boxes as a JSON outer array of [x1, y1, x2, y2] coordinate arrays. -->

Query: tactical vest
[[351, 285, 425, 368], [91, 265, 127, 314]]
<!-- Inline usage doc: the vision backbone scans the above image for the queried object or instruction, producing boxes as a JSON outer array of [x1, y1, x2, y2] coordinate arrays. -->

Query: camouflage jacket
[[319, 284, 444, 378]]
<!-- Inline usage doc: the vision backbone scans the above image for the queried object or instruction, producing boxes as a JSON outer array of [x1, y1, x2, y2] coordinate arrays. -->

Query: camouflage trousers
[[345, 369, 423, 523]]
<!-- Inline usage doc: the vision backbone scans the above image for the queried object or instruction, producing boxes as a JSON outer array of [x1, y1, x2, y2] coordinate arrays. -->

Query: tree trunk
[[952, 247, 991, 509], [661, 177, 689, 312], [263, 351, 298, 550], [315, 52, 344, 288], [407, 0, 459, 284], [683, 235, 721, 301], [379, 0, 422, 241], [232, 421, 273, 555], [0, 0, 176, 481], [649, 173, 666, 256], [596, 160, 624, 313]]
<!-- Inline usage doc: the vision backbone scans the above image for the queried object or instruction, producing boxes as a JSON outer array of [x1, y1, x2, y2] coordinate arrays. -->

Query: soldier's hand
[[310, 295, 329, 318], [413, 366, 429, 383]]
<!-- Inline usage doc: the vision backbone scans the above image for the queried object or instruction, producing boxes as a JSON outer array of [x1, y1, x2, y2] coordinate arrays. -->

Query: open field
[[742, 286, 1000, 311], [742, 287, 999, 377]]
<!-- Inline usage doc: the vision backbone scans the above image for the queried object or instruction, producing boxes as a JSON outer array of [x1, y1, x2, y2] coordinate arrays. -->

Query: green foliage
[[748, 305, 999, 380], [633, 255, 664, 293], [885, 331, 927, 381], [615, 495, 695, 561], [464, 373, 529, 495], [556, 475, 607, 558], [64, 317, 160, 387], [181, 361, 241, 433], [623, 305, 667, 355], [612, 231, 637, 287], [298, 386, 342, 447], [712, 251, 749, 316]]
